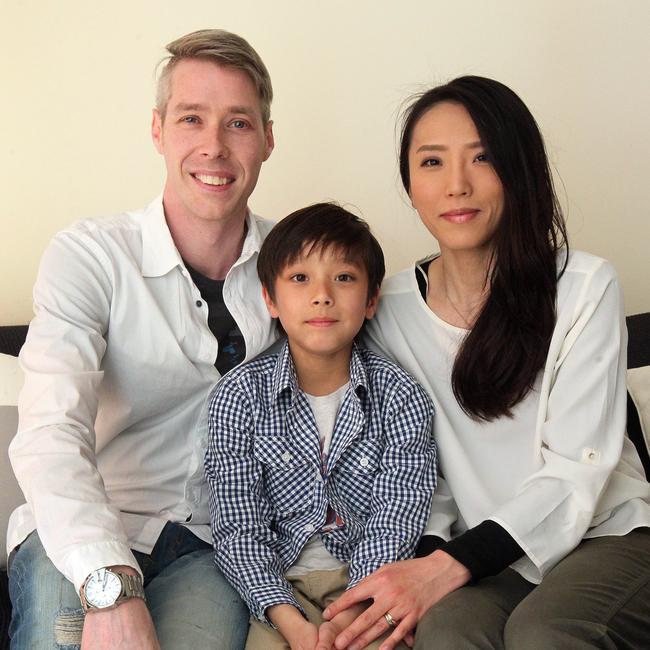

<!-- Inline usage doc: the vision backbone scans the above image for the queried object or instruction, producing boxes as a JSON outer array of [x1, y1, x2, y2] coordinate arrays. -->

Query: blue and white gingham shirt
[[205, 341, 436, 622]]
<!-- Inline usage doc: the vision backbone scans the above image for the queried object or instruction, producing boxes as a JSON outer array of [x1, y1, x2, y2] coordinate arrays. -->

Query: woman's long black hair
[[399, 76, 568, 420]]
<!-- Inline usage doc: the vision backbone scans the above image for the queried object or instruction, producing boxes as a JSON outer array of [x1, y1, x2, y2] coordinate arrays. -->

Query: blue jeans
[[8, 523, 249, 649]]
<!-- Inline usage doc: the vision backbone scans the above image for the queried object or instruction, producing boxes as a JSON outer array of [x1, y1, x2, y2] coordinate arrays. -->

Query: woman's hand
[[322, 551, 470, 650]]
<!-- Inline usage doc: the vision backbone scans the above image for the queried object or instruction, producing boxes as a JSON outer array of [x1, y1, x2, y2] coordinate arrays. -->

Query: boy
[[205, 203, 436, 649]]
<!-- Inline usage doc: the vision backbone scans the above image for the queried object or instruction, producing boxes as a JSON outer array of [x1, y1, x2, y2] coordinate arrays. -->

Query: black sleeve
[[415, 535, 446, 557], [416, 520, 525, 582]]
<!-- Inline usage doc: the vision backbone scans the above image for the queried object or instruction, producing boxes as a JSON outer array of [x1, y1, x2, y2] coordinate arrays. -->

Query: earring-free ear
[[261, 285, 280, 319]]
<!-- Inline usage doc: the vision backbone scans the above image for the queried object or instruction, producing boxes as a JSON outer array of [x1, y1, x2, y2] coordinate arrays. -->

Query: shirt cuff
[[438, 520, 524, 581], [250, 585, 305, 627], [415, 535, 446, 557], [65, 540, 142, 593]]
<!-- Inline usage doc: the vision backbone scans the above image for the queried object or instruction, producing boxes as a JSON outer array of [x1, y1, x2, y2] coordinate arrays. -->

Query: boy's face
[[262, 245, 378, 370]]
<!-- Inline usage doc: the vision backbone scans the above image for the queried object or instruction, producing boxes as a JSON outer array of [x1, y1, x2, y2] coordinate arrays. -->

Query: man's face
[[152, 58, 274, 227]]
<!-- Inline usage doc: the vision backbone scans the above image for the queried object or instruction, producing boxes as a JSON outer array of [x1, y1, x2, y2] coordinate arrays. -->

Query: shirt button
[[281, 451, 292, 463], [304, 523, 315, 532], [195, 300, 203, 307], [359, 456, 369, 468]]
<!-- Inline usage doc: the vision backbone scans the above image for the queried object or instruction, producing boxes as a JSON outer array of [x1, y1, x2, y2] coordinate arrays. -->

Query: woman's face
[[408, 101, 504, 255]]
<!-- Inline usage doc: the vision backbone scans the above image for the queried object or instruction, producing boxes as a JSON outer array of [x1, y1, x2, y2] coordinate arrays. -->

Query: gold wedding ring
[[384, 612, 397, 627]]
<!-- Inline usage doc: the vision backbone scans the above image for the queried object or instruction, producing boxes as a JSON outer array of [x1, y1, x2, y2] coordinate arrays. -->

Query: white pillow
[[628, 365, 650, 455], [1, 353, 25, 569]]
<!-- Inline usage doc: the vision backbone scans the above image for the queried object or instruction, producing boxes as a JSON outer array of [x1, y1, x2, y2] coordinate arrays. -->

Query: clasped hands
[[319, 551, 470, 650], [270, 601, 392, 650]]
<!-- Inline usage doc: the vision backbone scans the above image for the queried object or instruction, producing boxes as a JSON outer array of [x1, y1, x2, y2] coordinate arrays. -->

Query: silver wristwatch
[[80, 568, 145, 612]]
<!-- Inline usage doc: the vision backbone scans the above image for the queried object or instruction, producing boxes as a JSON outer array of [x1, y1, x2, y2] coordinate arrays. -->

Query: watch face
[[85, 569, 122, 608]]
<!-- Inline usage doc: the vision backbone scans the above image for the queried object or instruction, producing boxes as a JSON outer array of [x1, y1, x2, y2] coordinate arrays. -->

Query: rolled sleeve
[[489, 261, 628, 580]]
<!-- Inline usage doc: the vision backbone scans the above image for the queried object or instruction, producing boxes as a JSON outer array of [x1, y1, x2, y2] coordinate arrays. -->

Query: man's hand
[[81, 598, 160, 650], [322, 551, 470, 650]]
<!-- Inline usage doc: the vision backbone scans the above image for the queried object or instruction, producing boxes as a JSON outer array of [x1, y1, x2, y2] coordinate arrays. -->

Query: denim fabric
[[9, 523, 248, 649]]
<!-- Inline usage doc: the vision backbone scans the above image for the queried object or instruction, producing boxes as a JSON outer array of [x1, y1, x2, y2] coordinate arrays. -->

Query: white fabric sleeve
[[9, 231, 139, 591], [421, 474, 459, 541], [490, 260, 628, 580], [361, 323, 458, 541]]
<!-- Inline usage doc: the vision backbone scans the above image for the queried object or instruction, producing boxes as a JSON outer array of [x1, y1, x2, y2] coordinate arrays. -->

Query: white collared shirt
[[8, 196, 277, 591]]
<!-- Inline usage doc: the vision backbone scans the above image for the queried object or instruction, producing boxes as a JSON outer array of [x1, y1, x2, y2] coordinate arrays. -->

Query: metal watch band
[[119, 572, 145, 601], [80, 569, 146, 612]]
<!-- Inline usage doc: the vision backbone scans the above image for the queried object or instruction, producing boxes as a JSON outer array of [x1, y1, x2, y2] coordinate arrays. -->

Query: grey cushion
[[1, 352, 25, 572], [0, 406, 22, 570]]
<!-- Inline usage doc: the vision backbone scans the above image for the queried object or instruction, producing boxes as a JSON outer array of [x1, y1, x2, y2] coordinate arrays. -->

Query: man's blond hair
[[156, 29, 273, 123]]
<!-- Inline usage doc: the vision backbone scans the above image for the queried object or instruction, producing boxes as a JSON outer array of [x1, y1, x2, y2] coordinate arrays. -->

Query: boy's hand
[[316, 602, 368, 650], [290, 625, 319, 650], [285, 619, 319, 650], [268, 603, 319, 650]]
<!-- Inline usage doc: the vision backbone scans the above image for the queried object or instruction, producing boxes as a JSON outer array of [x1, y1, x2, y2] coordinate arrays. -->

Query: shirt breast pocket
[[333, 438, 383, 516], [253, 435, 316, 515]]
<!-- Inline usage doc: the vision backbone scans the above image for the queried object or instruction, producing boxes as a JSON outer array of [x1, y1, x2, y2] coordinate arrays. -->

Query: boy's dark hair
[[257, 202, 385, 301]]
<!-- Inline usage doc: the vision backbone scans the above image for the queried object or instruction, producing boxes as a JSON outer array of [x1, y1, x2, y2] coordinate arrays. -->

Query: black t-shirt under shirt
[[184, 262, 245, 375]]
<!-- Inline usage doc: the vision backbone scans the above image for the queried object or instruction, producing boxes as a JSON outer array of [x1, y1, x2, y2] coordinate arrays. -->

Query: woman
[[323, 76, 650, 649]]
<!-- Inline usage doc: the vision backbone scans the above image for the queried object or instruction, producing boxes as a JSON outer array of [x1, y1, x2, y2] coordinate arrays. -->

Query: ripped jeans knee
[[8, 532, 85, 650], [54, 607, 84, 649]]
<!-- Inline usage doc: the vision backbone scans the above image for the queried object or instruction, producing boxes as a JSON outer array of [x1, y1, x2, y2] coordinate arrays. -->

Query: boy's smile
[[263, 245, 378, 393]]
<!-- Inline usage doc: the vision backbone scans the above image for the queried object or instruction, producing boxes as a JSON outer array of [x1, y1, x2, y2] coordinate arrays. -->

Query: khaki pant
[[246, 566, 408, 649], [415, 528, 650, 649]]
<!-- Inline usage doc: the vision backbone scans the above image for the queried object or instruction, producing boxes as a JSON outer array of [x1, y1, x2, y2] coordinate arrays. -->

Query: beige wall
[[2, 0, 649, 324]]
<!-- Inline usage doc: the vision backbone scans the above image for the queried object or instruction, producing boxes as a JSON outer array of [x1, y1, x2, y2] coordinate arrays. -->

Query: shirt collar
[[140, 194, 265, 278], [270, 340, 369, 402]]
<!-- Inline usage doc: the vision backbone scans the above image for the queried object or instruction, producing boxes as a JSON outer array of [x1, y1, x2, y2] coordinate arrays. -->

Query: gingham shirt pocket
[[332, 438, 383, 515], [253, 435, 316, 515]]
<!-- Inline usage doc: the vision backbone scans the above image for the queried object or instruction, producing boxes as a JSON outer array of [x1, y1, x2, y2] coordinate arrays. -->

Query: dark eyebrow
[[415, 141, 483, 154]]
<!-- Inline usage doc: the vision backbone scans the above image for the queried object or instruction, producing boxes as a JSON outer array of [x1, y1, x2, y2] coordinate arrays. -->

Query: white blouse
[[365, 249, 650, 584]]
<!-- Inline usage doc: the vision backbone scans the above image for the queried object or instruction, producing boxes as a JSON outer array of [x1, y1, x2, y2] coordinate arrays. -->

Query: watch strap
[[119, 572, 146, 602], [80, 568, 146, 612]]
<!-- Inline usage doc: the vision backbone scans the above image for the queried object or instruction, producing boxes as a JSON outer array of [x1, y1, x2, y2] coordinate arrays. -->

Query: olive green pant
[[246, 566, 408, 649], [415, 528, 650, 649]]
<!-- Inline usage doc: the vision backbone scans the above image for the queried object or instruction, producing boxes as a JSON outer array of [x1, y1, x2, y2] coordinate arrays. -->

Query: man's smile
[[191, 173, 235, 187]]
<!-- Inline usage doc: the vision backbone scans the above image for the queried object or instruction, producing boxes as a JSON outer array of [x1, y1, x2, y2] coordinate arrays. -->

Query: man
[[7, 29, 276, 649]]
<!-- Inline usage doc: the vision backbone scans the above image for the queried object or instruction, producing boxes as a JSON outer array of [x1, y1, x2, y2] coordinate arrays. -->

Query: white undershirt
[[285, 383, 348, 578]]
